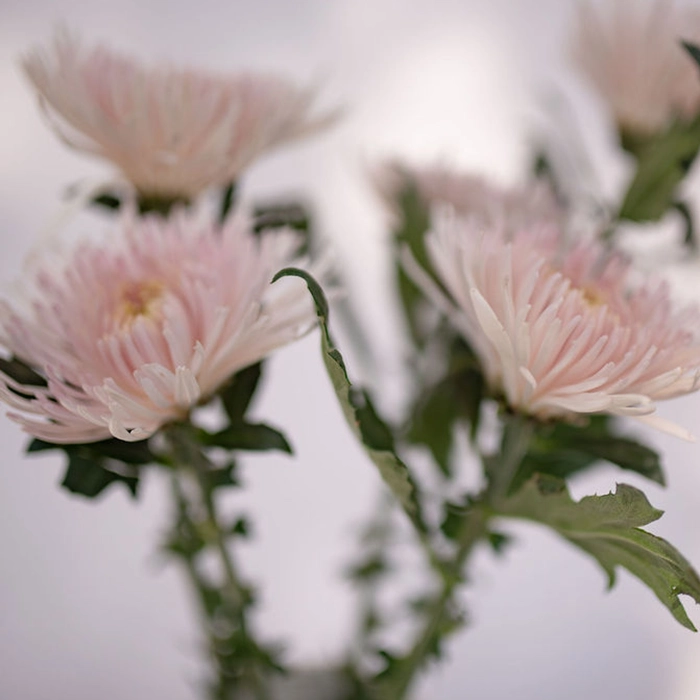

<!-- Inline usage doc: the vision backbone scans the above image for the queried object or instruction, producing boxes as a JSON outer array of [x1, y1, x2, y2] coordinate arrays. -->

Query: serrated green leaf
[[61, 453, 139, 498], [272, 268, 426, 533], [203, 422, 292, 454], [220, 362, 263, 425], [498, 477, 700, 630], [620, 117, 700, 222]]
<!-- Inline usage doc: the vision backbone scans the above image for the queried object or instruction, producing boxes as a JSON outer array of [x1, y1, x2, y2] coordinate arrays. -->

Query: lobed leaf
[[498, 476, 700, 630]]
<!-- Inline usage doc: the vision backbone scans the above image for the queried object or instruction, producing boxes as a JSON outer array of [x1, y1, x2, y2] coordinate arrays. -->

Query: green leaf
[[206, 461, 241, 489], [254, 201, 311, 236], [272, 268, 426, 533], [347, 555, 390, 582], [682, 41, 700, 72], [230, 517, 251, 537], [28, 438, 146, 499], [672, 200, 697, 250], [498, 476, 700, 630], [407, 380, 456, 476], [220, 362, 263, 425], [28, 436, 154, 465], [219, 181, 237, 223], [619, 117, 700, 222], [61, 453, 139, 498], [393, 182, 433, 347], [91, 192, 121, 211], [406, 343, 485, 476], [511, 416, 664, 493], [203, 422, 292, 454], [0, 356, 46, 387]]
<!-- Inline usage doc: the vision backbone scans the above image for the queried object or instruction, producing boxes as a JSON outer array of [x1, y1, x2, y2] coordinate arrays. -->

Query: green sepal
[[200, 422, 292, 454], [272, 267, 427, 534], [510, 415, 664, 494], [619, 117, 700, 222], [498, 476, 700, 631]]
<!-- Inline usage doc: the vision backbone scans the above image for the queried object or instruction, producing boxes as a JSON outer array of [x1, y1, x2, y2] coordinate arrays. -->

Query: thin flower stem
[[375, 505, 488, 700], [488, 413, 535, 500], [164, 423, 270, 700], [375, 412, 534, 700]]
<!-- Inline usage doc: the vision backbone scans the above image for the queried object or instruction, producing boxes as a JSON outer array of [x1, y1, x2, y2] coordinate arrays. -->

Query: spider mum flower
[[571, 0, 700, 138], [22, 31, 336, 200], [420, 212, 700, 438], [374, 161, 562, 231], [0, 214, 318, 443]]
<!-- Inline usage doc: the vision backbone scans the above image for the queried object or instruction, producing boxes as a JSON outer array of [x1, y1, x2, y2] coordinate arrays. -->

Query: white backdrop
[[2, 1, 700, 698]]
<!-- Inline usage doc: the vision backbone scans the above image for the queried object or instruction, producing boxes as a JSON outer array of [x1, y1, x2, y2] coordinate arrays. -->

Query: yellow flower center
[[580, 285, 607, 307], [114, 280, 164, 328]]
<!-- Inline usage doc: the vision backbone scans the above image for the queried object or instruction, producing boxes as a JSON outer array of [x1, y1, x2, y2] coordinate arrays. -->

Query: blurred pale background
[[2, 0, 700, 698]]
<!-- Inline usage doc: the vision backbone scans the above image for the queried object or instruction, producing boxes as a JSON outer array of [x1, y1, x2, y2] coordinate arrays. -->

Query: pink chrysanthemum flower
[[374, 161, 563, 231], [0, 214, 317, 443], [571, 0, 700, 138], [22, 31, 336, 200], [417, 211, 700, 438]]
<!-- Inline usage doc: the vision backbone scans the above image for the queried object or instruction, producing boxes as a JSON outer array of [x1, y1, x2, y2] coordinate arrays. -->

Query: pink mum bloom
[[22, 31, 336, 200], [374, 161, 563, 231], [0, 214, 317, 443], [419, 211, 700, 438], [571, 0, 700, 137]]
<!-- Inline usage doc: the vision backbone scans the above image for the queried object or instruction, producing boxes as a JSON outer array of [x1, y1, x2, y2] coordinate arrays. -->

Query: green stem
[[375, 412, 535, 700], [165, 423, 270, 700], [488, 413, 535, 500], [375, 505, 488, 700]]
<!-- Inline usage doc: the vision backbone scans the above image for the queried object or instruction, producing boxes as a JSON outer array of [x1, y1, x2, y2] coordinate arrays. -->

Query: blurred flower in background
[[571, 0, 700, 143], [374, 161, 564, 230], [22, 30, 337, 203]]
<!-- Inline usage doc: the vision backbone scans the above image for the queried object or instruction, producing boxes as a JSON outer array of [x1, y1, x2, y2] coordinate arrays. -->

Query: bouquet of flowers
[[6, 2, 700, 697]]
